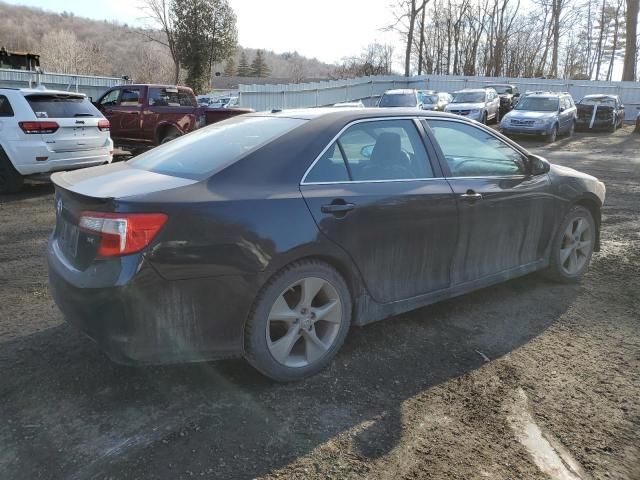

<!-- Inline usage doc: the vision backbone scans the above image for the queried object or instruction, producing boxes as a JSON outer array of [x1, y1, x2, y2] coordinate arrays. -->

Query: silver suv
[[500, 92, 577, 143], [444, 88, 500, 124]]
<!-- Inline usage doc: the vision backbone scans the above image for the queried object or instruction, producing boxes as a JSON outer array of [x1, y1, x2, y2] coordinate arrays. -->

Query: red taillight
[[78, 211, 168, 258], [19, 121, 59, 134], [98, 119, 110, 131]]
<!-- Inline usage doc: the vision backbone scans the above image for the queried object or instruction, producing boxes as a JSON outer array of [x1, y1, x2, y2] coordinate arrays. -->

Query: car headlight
[[534, 119, 548, 126]]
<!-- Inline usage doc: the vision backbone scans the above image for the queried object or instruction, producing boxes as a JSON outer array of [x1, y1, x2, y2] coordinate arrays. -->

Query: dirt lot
[[1, 127, 639, 480]]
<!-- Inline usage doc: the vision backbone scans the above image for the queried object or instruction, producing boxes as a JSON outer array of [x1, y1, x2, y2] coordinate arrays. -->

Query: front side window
[[305, 119, 433, 183], [25, 95, 101, 118], [0, 95, 13, 117], [100, 89, 120, 106], [426, 120, 527, 177], [130, 116, 305, 180]]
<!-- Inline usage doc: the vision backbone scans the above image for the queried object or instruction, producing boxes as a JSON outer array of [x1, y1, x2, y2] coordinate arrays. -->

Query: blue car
[[500, 92, 577, 143]]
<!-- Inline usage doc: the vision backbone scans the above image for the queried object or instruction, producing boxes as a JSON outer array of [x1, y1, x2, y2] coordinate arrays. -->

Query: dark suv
[[500, 92, 577, 143], [485, 84, 520, 114]]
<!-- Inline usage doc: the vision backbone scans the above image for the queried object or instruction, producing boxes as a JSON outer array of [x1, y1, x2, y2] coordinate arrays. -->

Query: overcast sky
[[7, 0, 401, 65]]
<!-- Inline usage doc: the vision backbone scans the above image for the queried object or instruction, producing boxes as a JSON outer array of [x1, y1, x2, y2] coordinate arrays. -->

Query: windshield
[[487, 85, 512, 94], [579, 97, 615, 106], [515, 97, 559, 112], [379, 93, 416, 107], [25, 95, 101, 118], [130, 116, 305, 180], [451, 92, 485, 103], [423, 94, 439, 104]]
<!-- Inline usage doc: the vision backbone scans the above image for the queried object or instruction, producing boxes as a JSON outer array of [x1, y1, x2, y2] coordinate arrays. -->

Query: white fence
[[239, 74, 640, 121]]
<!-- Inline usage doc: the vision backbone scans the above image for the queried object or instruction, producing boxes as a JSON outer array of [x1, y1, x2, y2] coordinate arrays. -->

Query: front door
[[425, 119, 557, 285], [300, 118, 458, 303]]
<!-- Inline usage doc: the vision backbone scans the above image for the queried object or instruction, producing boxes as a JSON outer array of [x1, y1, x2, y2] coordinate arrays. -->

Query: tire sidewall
[[0, 149, 24, 194], [244, 261, 352, 382], [547, 206, 596, 282]]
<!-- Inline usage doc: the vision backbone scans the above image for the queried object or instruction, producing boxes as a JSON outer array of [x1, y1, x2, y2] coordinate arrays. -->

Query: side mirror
[[360, 145, 374, 158], [559, 106, 566, 112], [528, 154, 550, 175]]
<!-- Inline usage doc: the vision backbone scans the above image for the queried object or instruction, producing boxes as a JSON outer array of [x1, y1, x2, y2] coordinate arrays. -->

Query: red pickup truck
[[94, 84, 252, 152]]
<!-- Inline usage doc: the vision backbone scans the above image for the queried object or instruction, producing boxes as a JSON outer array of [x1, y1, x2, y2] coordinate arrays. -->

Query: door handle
[[321, 203, 355, 214], [459, 191, 483, 201]]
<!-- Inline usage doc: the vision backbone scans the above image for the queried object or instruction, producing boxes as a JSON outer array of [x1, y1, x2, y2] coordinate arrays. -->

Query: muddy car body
[[48, 109, 605, 381], [576, 94, 624, 132]]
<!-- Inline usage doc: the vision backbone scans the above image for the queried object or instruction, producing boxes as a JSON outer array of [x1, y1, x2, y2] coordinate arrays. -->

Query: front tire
[[244, 260, 352, 382], [542, 206, 596, 283], [0, 150, 24, 194], [546, 125, 558, 143]]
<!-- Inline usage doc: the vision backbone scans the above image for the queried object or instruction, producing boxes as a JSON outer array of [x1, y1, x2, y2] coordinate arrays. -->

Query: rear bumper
[[11, 140, 113, 175], [48, 237, 256, 365]]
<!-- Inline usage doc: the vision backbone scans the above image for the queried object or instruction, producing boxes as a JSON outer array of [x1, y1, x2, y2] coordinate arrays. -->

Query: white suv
[[0, 87, 113, 193]]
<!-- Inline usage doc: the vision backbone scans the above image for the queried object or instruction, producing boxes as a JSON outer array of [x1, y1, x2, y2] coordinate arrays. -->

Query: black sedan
[[576, 94, 625, 132], [48, 109, 606, 381]]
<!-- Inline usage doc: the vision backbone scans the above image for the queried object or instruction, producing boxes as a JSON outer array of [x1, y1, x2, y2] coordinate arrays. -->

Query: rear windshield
[[515, 97, 559, 112], [129, 116, 305, 180], [379, 93, 416, 107], [25, 95, 102, 119]]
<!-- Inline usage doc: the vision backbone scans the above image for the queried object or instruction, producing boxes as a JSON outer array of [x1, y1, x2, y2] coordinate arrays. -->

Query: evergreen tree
[[223, 57, 236, 76], [249, 49, 270, 77], [237, 51, 250, 76]]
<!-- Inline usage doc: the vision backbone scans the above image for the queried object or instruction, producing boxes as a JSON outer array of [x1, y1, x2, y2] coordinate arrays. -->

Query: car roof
[[383, 89, 416, 95], [527, 92, 565, 98], [454, 88, 486, 93], [582, 94, 616, 99], [117, 84, 193, 90], [249, 107, 463, 122], [0, 87, 86, 97]]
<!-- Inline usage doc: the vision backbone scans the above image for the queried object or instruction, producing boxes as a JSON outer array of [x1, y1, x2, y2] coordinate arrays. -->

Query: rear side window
[[130, 116, 305, 180], [25, 95, 102, 119], [149, 88, 197, 107], [0, 95, 13, 117], [119, 88, 140, 106]]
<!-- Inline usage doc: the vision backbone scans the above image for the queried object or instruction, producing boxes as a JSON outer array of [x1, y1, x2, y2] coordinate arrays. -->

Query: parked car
[[48, 109, 605, 381], [94, 85, 251, 153], [576, 94, 624, 132], [420, 92, 453, 111], [444, 88, 500, 124], [333, 101, 365, 108], [416, 89, 436, 104], [378, 89, 422, 109], [500, 92, 577, 143], [0, 87, 113, 193], [485, 84, 520, 114], [209, 96, 240, 109]]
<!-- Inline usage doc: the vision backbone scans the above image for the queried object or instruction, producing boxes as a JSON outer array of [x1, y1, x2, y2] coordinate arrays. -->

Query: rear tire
[[542, 206, 596, 283], [567, 121, 575, 137], [0, 149, 24, 194], [244, 259, 352, 382], [481, 112, 487, 124]]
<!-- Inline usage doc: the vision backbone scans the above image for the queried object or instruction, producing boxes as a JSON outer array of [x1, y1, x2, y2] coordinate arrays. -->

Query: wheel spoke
[[298, 277, 325, 309], [559, 246, 573, 265], [576, 240, 591, 254], [302, 329, 329, 363], [268, 295, 298, 324], [574, 218, 588, 236], [568, 249, 578, 273], [312, 299, 340, 323], [268, 326, 300, 364]]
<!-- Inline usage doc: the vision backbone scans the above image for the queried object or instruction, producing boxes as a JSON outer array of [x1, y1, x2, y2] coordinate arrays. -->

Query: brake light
[[19, 121, 59, 134], [79, 211, 168, 257], [98, 119, 110, 131]]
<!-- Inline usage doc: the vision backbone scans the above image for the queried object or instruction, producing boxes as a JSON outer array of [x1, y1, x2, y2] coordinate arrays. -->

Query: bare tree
[[140, 0, 180, 83]]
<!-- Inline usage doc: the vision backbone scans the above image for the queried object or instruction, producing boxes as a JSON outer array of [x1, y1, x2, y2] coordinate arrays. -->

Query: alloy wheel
[[266, 277, 343, 368], [559, 217, 592, 275]]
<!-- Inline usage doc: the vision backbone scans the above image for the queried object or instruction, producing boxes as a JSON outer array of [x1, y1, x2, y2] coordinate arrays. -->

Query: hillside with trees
[[0, 0, 335, 88]]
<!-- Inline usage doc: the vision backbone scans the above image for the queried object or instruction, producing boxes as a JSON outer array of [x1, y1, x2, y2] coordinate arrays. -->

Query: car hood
[[51, 162, 198, 199], [505, 111, 557, 121], [445, 102, 484, 110]]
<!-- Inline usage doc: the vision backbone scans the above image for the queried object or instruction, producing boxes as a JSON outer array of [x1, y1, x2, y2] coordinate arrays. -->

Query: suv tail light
[[98, 119, 110, 131], [79, 211, 168, 257], [19, 121, 59, 134]]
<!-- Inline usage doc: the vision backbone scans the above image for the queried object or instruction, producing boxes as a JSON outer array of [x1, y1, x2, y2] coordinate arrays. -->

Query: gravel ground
[[0, 127, 638, 480]]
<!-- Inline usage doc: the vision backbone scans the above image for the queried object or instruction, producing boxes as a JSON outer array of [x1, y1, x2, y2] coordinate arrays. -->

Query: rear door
[[144, 87, 198, 141], [24, 93, 108, 152], [425, 118, 556, 285], [300, 118, 458, 303]]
